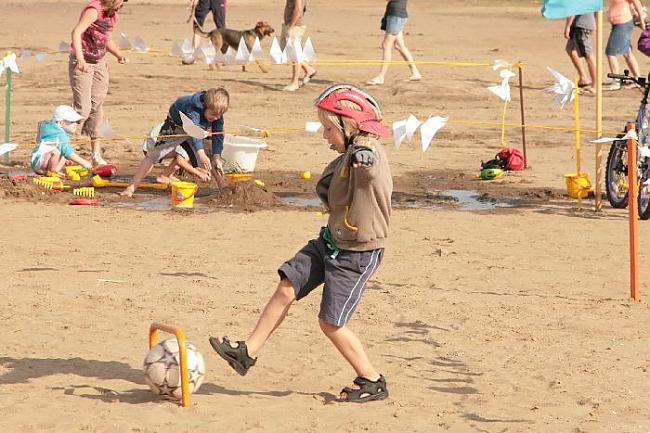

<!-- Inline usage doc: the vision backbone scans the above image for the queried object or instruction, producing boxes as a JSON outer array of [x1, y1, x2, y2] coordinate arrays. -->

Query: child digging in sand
[[150, 141, 211, 184], [209, 84, 392, 403], [31, 105, 93, 176], [121, 88, 228, 197]]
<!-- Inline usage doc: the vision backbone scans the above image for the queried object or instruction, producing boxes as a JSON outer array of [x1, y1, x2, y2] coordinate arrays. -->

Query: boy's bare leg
[[157, 160, 179, 184], [607, 54, 620, 75], [586, 54, 597, 89], [367, 33, 396, 85], [394, 31, 421, 81], [567, 48, 589, 83], [216, 279, 296, 357], [319, 320, 381, 398], [623, 50, 641, 78], [120, 158, 154, 197]]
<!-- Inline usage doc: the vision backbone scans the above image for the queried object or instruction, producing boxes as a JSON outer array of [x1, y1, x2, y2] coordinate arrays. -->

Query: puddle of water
[[437, 189, 513, 211], [278, 196, 323, 207], [278, 190, 511, 211]]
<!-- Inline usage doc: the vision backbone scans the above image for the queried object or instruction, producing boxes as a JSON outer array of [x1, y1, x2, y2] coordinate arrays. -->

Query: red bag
[[496, 147, 525, 171]]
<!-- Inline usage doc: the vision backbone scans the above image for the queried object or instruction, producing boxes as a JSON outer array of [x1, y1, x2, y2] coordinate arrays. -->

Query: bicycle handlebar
[[607, 73, 648, 87]]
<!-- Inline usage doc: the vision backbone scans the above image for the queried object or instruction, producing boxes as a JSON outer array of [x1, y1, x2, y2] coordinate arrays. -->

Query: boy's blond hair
[[205, 88, 230, 117], [317, 97, 381, 139]]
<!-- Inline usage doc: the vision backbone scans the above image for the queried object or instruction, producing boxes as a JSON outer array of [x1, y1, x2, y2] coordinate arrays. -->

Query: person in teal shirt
[[32, 105, 93, 176]]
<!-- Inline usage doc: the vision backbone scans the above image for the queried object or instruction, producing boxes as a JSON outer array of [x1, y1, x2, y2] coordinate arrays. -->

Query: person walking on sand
[[565, 13, 597, 93], [281, 0, 317, 92], [367, 0, 421, 86], [70, 0, 129, 166], [183, 0, 227, 65], [605, 0, 646, 90], [209, 84, 392, 403]]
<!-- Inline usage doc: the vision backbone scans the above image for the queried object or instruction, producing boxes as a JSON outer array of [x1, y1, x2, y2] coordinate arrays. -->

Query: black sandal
[[208, 336, 257, 376], [338, 375, 389, 403]]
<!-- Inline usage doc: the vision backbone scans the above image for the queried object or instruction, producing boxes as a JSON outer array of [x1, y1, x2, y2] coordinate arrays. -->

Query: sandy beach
[[1, 1, 649, 432]]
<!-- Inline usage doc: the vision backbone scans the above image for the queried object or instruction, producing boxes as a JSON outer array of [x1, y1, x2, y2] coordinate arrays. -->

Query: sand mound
[[208, 181, 278, 209]]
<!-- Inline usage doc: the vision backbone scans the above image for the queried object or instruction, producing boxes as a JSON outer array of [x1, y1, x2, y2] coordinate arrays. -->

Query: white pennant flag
[[100, 118, 116, 139], [2, 53, 19, 74], [179, 111, 209, 139], [212, 48, 226, 65], [302, 37, 317, 63], [492, 59, 510, 71], [223, 47, 236, 65], [405, 114, 421, 140], [488, 68, 516, 101], [58, 41, 71, 53], [133, 36, 149, 52], [118, 33, 133, 50], [250, 37, 264, 61], [286, 37, 305, 64], [181, 38, 193, 55], [305, 121, 322, 133], [544, 67, 575, 109], [20, 49, 32, 60], [0, 143, 17, 157], [590, 129, 638, 143], [420, 116, 447, 152], [235, 37, 251, 64], [170, 41, 183, 57], [35, 52, 48, 62], [269, 37, 284, 64], [32, 142, 58, 164], [392, 119, 408, 149]]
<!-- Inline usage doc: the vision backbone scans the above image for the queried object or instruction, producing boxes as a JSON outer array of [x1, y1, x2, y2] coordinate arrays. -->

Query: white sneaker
[[92, 153, 108, 166]]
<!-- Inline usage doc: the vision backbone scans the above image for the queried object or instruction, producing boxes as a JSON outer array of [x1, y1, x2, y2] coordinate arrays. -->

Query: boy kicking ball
[[209, 84, 392, 403]]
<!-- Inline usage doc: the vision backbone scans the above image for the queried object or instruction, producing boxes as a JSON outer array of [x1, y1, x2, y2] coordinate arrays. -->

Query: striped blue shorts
[[278, 228, 384, 326]]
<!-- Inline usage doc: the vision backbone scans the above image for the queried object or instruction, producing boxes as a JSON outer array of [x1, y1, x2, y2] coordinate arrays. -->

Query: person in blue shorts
[[367, 0, 421, 85]]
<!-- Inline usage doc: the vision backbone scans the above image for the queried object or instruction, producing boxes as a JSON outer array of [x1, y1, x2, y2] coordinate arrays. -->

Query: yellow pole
[[149, 322, 191, 408], [595, 10, 604, 211], [574, 78, 582, 210]]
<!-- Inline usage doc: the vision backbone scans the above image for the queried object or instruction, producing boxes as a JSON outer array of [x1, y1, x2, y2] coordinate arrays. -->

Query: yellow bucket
[[170, 181, 198, 208], [564, 172, 591, 199]]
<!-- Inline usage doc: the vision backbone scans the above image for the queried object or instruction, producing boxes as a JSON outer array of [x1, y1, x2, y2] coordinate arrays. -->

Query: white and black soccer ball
[[143, 339, 206, 399]]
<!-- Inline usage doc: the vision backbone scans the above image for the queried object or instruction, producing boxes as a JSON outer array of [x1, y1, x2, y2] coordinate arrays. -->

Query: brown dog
[[194, 21, 275, 72]]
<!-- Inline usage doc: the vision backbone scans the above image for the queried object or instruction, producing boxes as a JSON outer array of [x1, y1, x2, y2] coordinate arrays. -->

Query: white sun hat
[[52, 105, 83, 122]]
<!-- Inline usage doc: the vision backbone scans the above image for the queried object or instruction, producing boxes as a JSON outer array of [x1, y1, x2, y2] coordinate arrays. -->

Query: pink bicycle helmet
[[315, 84, 389, 138]]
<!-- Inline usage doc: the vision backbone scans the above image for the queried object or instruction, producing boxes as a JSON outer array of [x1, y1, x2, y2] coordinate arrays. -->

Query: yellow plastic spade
[[91, 175, 168, 190]]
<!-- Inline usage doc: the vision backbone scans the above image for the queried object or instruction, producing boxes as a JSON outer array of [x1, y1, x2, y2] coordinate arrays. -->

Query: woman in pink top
[[69, 0, 128, 165]]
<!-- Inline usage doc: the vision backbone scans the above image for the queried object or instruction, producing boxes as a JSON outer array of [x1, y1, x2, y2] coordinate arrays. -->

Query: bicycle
[[605, 71, 650, 219]]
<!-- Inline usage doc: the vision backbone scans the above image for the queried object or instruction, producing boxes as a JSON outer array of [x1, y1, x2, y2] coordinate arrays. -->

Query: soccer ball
[[143, 339, 206, 399]]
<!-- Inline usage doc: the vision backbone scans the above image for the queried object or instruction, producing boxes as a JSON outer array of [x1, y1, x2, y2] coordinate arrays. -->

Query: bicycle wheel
[[606, 140, 629, 208], [639, 159, 650, 219]]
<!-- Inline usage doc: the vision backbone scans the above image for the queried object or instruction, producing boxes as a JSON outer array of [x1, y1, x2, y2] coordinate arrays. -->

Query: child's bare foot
[[119, 185, 135, 198], [156, 175, 173, 185], [407, 74, 422, 81], [366, 77, 384, 85], [169, 174, 180, 182], [283, 83, 300, 92]]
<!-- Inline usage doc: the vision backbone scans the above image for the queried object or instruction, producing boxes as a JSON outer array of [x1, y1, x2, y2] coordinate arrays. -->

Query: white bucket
[[222, 135, 267, 172]]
